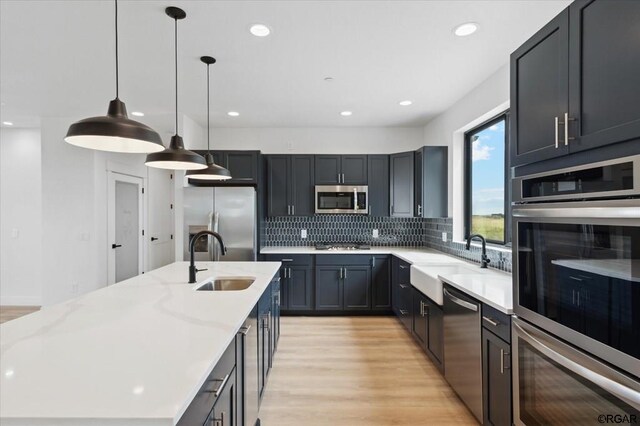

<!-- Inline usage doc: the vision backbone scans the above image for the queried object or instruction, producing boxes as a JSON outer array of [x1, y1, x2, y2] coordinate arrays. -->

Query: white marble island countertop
[[0, 261, 281, 426]]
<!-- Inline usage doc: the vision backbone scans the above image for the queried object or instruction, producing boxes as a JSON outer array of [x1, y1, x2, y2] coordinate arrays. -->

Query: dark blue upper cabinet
[[367, 155, 390, 216], [510, 9, 569, 167], [314, 155, 368, 185], [389, 151, 414, 217], [511, 0, 640, 168], [189, 150, 260, 185], [314, 155, 342, 184], [266, 155, 315, 217], [291, 155, 315, 216], [415, 146, 448, 218], [567, 0, 640, 154], [266, 155, 290, 217]]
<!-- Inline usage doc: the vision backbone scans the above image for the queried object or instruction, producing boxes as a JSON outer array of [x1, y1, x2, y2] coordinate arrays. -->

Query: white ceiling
[[0, 0, 570, 132]]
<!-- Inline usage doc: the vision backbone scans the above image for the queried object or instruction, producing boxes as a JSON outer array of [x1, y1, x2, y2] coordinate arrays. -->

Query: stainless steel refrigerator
[[183, 187, 257, 261]]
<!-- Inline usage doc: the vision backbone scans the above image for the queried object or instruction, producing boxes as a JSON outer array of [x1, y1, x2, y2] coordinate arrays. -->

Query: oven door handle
[[513, 321, 640, 408], [512, 205, 640, 220]]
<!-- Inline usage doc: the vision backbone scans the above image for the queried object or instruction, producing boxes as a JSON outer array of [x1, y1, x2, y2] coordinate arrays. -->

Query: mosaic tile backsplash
[[263, 216, 512, 272], [422, 218, 512, 272], [263, 216, 424, 247]]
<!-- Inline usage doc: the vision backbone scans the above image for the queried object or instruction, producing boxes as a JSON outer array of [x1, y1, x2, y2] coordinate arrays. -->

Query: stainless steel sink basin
[[196, 277, 255, 291]]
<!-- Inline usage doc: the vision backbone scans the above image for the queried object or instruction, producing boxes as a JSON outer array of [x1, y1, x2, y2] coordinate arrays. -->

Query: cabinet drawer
[[177, 338, 236, 425], [481, 304, 512, 343], [397, 259, 411, 284], [315, 254, 373, 266], [263, 254, 312, 266]]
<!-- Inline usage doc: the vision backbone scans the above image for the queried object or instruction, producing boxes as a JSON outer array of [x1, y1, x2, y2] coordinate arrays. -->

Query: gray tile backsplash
[[263, 215, 424, 247], [263, 215, 512, 272]]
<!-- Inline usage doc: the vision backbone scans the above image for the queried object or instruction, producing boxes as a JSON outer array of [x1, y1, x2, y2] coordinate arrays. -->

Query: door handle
[[443, 288, 478, 311], [342, 173, 345, 183], [111, 244, 122, 249], [371, 257, 376, 268], [337, 173, 341, 183], [500, 349, 511, 374], [205, 374, 230, 397], [399, 284, 408, 289], [292, 205, 295, 215], [150, 237, 158, 241], [344, 267, 347, 279], [238, 325, 252, 335], [482, 316, 500, 327], [211, 411, 225, 426], [564, 112, 575, 146], [417, 205, 422, 216], [554, 116, 559, 148], [399, 309, 408, 315], [339, 268, 343, 279], [287, 205, 291, 215]]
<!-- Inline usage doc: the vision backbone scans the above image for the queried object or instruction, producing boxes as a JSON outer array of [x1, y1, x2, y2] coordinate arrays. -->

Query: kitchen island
[[0, 261, 281, 426]]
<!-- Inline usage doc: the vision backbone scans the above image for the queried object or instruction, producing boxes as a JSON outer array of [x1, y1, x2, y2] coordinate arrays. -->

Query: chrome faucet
[[466, 234, 490, 269], [189, 230, 227, 283]]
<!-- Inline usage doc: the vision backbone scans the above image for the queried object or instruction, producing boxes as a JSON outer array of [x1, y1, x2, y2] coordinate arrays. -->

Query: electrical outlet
[[301, 229, 307, 239], [372, 229, 379, 238], [442, 232, 447, 242]]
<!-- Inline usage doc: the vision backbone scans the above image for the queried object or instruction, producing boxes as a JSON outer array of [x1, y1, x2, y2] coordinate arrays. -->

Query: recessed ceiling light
[[2, 121, 13, 126], [227, 111, 240, 117], [399, 100, 413, 106], [131, 111, 144, 117], [250, 24, 271, 37], [340, 111, 352, 117], [454, 22, 478, 37]]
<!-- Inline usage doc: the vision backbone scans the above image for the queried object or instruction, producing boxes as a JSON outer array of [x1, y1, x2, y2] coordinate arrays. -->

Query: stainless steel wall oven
[[512, 156, 640, 424]]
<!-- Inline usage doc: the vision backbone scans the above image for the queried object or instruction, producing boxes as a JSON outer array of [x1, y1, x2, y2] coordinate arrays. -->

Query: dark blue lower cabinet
[[482, 328, 512, 426], [288, 266, 313, 311], [371, 255, 391, 310], [315, 266, 343, 310], [205, 367, 237, 426], [343, 266, 371, 310]]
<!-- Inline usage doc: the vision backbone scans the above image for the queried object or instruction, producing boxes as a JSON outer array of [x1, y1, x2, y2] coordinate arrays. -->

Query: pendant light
[[65, 0, 163, 153], [185, 57, 232, 181], [145, 7, 207, 170]]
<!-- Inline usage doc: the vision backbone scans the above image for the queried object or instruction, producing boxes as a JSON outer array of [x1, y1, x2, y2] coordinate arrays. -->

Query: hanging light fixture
[[65, 0, 163, 153], [185, 57, 232, 181], [145, 7, 206, 170]]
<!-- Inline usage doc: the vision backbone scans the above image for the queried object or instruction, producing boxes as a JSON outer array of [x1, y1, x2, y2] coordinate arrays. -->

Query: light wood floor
[[0, 306, 39, 324], [260, 316, 478, 426]]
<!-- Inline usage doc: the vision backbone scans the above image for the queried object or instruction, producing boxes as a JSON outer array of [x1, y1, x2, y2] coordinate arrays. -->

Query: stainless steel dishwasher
[[443, 285, 483, 422]]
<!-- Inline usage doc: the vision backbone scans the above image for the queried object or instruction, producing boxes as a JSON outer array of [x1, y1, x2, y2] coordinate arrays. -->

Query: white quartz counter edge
[[0, 261, 281, 426], [261, 246, 513, 312]]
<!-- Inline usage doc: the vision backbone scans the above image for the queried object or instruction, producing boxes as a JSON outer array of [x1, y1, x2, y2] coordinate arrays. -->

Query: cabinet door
[[412, 289, 428, 348], [315, 266, 343, 310], [389, 152, 414, 217], [391, 257, 400, 315], [426, 298, 444, 369], [482, 329, 512, 426], [314, 155, 341, 184], [341, 155, 368, 185], [414, 148, 423, 217], [288, 266, 313, 311], [343, 265, 371, 310], [279, 267, 289, 311], [207, 368, 237, 426], [266, 156, 290, 217], [510, 9, 569, 167], [367, 155, 389, 216], [224, 151, 259, 183], [290, 155, 315, 216], [371, 255, 391, 310], [399, 283, 413, 331], [423, 146, 448, 218], [568, 0, 640, 153]]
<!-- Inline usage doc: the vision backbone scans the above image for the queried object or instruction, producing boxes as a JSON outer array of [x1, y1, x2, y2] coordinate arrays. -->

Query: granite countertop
[[0, 261, 281, 426]]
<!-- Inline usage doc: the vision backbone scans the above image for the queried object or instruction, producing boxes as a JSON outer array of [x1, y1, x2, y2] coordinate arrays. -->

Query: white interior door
[[147, 168, 175, 270], [108, 172, 144, 284]]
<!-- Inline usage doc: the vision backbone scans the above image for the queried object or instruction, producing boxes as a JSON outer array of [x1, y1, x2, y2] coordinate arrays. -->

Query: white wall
[[422, 64, 510, 240], [0, 128, 42, 305], [202, 127, 424, 154]]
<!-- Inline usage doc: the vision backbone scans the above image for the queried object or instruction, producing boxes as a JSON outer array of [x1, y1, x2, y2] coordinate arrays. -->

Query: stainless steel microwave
[[315, 185, 368, 214]]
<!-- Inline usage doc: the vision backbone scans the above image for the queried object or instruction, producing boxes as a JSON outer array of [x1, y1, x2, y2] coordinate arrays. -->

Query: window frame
[[464, 111, 511, 245]]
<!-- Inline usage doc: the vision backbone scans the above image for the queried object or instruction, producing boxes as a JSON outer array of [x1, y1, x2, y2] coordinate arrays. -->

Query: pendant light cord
[[207, 63, 211, 153], [114, 0, 119, 99], [174, 16, 179, 135]]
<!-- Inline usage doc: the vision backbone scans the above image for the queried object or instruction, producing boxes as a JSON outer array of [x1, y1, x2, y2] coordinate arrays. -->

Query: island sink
[[196, 277, 255, 291]]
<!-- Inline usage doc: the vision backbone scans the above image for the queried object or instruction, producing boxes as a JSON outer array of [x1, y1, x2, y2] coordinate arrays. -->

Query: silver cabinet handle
[[399, 309, 408, 315], [342, 173, 345, 183], [292, 205, 295, 215], [281, 258, 293, 262], [287, 267, 291, 278], [287, 205, 291, 215], [555, 116, 559, 148], [399, 264, 408, 269], [343, 267, 348, 279], [482, 316, 500, 327], [500, 349, 505, 374], [417, 205, 422, 216], [205, 373, 230, 397], [337, 173, 341, 183], [564, 112, 575, 146], [513, 321, 640, 408], [399, 284, 408, 289], [211, 411, 225, 426], [443, 288, 478, 312], [238, 324, 252, 335], [339, 268, 343, 279], [371, 257, 376, 268]]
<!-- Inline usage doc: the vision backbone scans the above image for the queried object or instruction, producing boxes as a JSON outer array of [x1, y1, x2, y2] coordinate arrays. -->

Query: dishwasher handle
[[444, 288, 478, 312]]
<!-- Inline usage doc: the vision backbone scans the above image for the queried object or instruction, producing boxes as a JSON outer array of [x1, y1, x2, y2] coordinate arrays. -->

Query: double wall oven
[[512, 156, 640, 424]]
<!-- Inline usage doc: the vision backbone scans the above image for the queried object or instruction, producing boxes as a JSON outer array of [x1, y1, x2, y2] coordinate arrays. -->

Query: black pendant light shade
[[145, 6, 207, 171], [185, 56, 232, 180], [65, 98, 164, 153], [65, 0, 163, 153]]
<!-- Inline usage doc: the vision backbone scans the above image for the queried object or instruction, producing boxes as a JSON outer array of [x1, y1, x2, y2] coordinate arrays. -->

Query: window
[[464, 113, 509, 244]]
